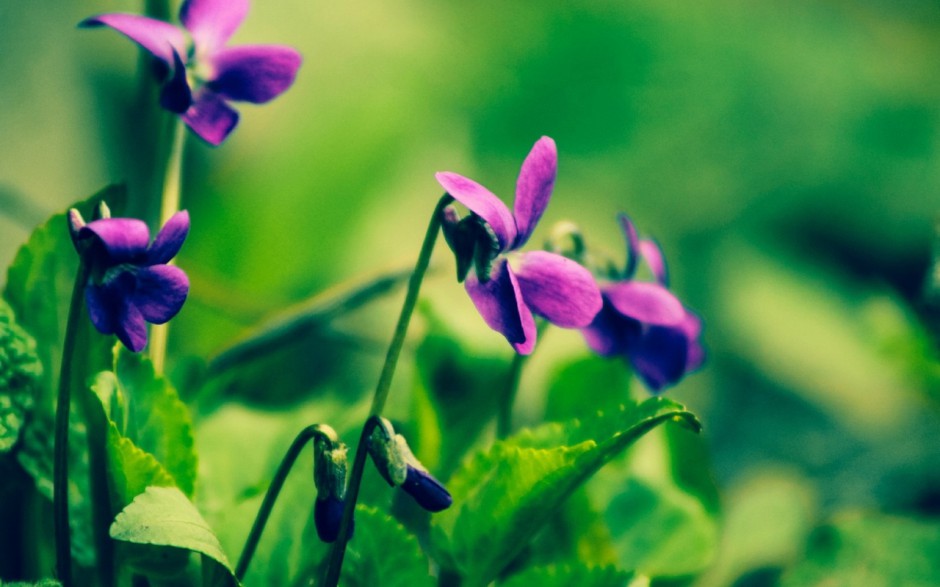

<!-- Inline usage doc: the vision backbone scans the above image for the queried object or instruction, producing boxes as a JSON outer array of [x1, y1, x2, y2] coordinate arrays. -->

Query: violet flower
[[436, 137, 602, 354], [580, 215, 704, 392], [70, 209, 190, 353], [81, 0, 302, 146]]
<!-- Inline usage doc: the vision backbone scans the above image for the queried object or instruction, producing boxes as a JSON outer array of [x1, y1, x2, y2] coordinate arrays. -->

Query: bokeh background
[[2, 0, 940, 584]]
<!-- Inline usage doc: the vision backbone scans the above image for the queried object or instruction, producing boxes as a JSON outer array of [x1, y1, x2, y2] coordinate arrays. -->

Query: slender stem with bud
[[322, 195, 453, 587]]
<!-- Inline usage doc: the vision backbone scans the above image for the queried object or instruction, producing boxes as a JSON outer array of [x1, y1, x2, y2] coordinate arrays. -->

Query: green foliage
[[781, 513, 940, 587], [499, 564, 635, 587], [0, 298, 42, 452], [431, 397, 700, 586], [109, 486, 237, 586], [340, 506, 434, 587], [0, 580, 63, 587]]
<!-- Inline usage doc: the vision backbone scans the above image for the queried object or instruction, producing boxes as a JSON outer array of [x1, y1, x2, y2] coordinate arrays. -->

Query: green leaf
[[0, 580, 63, 587], [499, 564, 635, 587], [0, 298, 42, 452], [340, 506, 435, 587], [110, 486, 237, 586], [113, 349, 198, 497], [781, 513, 940, 587], [431, 397, 700, 586], [3, 184, 126, 410], [543, 356, 631, 424], [105, 423, 176, 507]]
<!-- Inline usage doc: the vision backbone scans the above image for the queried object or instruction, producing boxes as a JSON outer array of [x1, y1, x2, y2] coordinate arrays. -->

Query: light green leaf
[[499, 564, 634, 587], [0, 298, 42, 452], [113, 349, 197, 497], [110, 486, 237, 586], [340, 506, 434, 587], [105, 423, 176, 507], [780, 513, 940, 587], [431, 397, 700, 586]]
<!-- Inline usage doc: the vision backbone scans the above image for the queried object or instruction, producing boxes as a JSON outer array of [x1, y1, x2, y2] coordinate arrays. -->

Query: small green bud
[[312, 424, 347, 501]]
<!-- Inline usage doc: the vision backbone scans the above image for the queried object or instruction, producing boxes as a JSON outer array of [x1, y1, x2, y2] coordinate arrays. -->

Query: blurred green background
[[2, 0, 940, 584]]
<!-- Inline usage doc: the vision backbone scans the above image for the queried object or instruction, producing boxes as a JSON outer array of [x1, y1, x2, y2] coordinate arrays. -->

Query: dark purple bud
[[159, 50, 193, 114], [314, 496, 346, 543], [401, 466, 452, 513]]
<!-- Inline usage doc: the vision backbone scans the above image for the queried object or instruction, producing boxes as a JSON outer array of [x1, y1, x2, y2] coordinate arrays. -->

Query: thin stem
[[322, 195, 453, 587], [235, 425, 336, 581], [149, 116, 186, 374], [53, 259, 91, 587], [497, 353, 527, 438]]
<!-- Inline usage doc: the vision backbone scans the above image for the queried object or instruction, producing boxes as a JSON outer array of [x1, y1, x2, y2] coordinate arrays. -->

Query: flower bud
[[312, 425, 350, 543], [366, 417, 452, 512]]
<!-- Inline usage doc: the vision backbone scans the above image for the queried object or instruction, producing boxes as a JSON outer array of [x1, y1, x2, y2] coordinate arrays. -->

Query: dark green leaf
[[110, 486, 237, 586], [431, 397, 700, 585], [499, 564, 635, 587], [341, 506, 434, 587], [0, 298, 42, 452], [0, 580, 63, 587]]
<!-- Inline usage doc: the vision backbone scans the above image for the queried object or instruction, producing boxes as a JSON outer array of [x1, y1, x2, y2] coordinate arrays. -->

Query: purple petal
[[629, 325, 691, 392], [116, 303, 149, 353], [511, 251, 602, 328], [179, 0, 248, 56], [147, 211, 190, 265], [603, 281, 684, 326], [314, 496, 344, 543], [680, 312, 706, 372], [79, 218, 151, 263], [159, 50, 193, 114], [401, 467, 452, 512], [130, 266, 189, 324], [207, 45, 302, 104], [80, 14, 188, 66], [435, 172, 517, 251], [465, 258, 537, 354], [85, 283, 120, 336], [580, 300, 636, 357], [618, 213, 640, 279], [181, 90, 239, 146], [638, 239, 669, 286], [512, 137, 557, 248]]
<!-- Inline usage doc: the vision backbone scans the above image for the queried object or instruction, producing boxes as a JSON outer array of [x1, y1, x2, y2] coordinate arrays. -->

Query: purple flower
[[436, 137, 602, 354], [81, 0, 302, 146], [581, 215, 704, 392], [71, 210, 190, 353]]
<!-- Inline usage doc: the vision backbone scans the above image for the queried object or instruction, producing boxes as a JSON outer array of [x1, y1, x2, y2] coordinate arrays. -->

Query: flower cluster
[[81, 0, 302, 145], [438, 138, 704, 391], [69, 206, 190, 353]]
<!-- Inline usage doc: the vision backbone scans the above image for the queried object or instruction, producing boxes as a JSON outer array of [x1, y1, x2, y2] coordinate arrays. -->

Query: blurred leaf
[[543, 356, 631, 424], [0, 580, 62, 587], [780, 513, 940, 587], [341, 505, 434, 587], [110, 486, 237, 586], [499, 564, 635, 587], [431, 397, 700, 585], [0, 298, 41, 452], [113, 349, 197, 497]]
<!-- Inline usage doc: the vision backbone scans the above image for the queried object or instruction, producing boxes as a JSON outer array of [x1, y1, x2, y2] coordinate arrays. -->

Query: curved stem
[[234, 424, 338, 581], [149, 116, 186, 374], [322, 195, 452, 587], [53, 259, 90, 587], [497, 353, 527, 438]]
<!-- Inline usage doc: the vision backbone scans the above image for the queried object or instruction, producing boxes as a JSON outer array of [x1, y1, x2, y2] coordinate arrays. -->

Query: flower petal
[[638, 239, 669, 286], [181, 90, 239, 146], [80, 13, 188, 66], [511, 251, 602, 328], [314, 496, 345, 543], [179, 0, 249, 56], [116, 303, 149, 353], [618, 213, 640, 279], [680, 311, 706, 372], [512, 136, 557, 248], [130, 265, 189, 324], [603, 281, 684, 326], [465, 258, 536, 354], [629, 325, 691, 392], [79, 218, 151, 263], [85, 283, 120, 336], [208, 45, 302, 104], [580, 300, 636, 357], [435, 172, 517, 251], [401, 466, 452, 512], [159, 50, 193, 114], [147, 211, 190, 265]]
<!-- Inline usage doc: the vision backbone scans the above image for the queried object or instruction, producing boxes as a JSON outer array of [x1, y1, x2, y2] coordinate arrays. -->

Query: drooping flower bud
[[366, 417, 452, 513], [312, 425, 350, 542]]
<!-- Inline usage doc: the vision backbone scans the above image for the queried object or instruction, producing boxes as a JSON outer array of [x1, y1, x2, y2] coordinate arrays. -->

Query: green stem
[[235, 425, 337, 581], [322, 195, 453, 587], [149, 116, 186, 374], [53, 259, 90, 587], [497, 353, 527, 438]]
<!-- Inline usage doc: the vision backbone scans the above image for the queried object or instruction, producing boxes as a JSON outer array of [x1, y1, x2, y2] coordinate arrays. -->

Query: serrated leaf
[[110, 486, 237, 586], [105, 423, 176, 507], [113, 349, 197, 497], [340, 506, 434, 587], [0, 298, 42, 452], [431, 397, 700, 585], [499, 564, 634, 587], [780, 513, 940, 587]]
